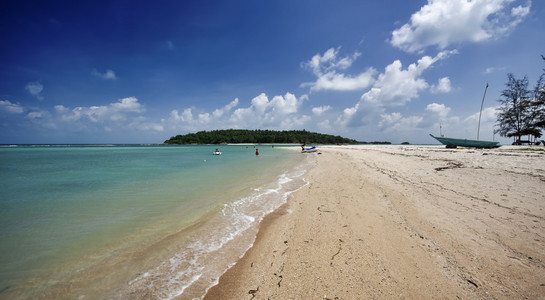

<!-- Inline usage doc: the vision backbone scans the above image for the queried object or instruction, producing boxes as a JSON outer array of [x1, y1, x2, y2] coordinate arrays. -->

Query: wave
[[123, 155, 313, 299]]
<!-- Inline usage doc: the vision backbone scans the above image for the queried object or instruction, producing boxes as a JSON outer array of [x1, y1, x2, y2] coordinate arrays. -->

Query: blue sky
[[1, 0, 543, 144]]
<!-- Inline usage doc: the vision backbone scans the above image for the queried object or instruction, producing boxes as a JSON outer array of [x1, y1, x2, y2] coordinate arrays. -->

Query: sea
[[0, 144, 312, 299]]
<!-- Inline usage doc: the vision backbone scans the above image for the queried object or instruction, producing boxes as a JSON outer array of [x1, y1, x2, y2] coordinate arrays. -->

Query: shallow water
[[0, 145, 310, 299]]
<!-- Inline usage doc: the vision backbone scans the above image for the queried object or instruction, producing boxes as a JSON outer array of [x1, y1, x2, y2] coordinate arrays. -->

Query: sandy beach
[[204, 145, 545, 299]]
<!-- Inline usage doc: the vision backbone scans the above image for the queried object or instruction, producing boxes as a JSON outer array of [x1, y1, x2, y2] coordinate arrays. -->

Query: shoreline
[[0, 145, 309, 300], [204, 145, 545, 299]]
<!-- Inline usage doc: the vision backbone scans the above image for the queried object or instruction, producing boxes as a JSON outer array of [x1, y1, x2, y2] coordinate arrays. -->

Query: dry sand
[[204, 145, 545, 300]]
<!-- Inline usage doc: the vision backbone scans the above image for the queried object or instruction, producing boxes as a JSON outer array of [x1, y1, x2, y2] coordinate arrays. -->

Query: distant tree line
[[496, 55, 545, 145], [163, 129, 389, 145]]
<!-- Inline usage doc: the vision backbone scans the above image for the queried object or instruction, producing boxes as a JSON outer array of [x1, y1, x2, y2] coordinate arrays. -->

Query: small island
[[164, 129, 370, 145]]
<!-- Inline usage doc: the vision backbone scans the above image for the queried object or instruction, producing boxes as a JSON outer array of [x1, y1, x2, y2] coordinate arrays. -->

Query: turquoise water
[[0, 145, 310, 299]]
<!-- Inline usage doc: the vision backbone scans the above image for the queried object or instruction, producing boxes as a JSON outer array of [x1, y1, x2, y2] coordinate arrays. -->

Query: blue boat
[[430, 134, 500, 148]]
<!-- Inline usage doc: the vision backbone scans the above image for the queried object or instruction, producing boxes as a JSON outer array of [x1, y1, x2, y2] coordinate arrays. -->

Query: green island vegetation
[[164, 129, 391, 145]]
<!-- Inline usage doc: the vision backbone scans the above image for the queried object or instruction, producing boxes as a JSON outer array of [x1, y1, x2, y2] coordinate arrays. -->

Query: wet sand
[[204, 145, 545, 299]]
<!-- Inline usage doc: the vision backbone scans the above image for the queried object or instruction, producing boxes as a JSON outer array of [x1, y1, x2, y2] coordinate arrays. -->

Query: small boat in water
[[429, 134, 500, 148], [213, 149, 222, 155], [301, 146, 318, 153]]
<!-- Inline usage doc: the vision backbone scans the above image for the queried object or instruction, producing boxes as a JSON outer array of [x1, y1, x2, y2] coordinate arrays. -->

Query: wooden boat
[[430, 84, 500, 149], [429, 134, 500, 148]]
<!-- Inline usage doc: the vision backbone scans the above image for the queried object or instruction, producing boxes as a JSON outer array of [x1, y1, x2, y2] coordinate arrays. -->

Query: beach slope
[[205, 145, 545, 299]]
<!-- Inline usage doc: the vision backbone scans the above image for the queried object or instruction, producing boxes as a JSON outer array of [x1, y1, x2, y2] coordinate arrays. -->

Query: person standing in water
[[255, 149, 259, 155]]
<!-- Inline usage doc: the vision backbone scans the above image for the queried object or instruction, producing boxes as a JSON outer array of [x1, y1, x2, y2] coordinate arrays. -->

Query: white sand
[[205, 145, 545, 299]]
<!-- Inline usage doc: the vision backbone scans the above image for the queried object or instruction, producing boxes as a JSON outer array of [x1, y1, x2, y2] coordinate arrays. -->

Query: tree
[[163, 129, 362, 145], [530, 55, 545, 131], [495, 74, 534, 143], [496, 56, 545, 144]]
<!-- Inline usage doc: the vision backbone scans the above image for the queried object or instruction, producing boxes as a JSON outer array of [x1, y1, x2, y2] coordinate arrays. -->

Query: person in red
[[255, 149, 259, 155]]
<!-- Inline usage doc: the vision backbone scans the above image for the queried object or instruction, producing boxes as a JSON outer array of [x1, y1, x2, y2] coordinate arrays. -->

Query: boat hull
[[430, 134, 500, 148], [301, 146, 317, 153]]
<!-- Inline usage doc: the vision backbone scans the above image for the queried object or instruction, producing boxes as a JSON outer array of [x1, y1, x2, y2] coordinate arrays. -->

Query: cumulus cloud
[[334, 51, 456, 129], [92, 69, 118, 80], [213, 98, 239, 118], [465, 105, 498, 123], [390, 0, 532, 53], [25, 81, 44, 100], [0, 100, 24, 114], [164, 93, 309, 132], [229, 93, 304, 127], [54, 97, 144, 124], [373, 103, 454, 140], [361, 50, 455, 106], [49, 97, 163, 133], [26, 111, 49, 120], [312, 105, 332, 116], [301, 47, 376, 92], [431, 77, 452, 93], [110, 97, 144, 113], [378, 112, 403, 127], [426, 102, 451, 118], [379, 113, 424, 130]]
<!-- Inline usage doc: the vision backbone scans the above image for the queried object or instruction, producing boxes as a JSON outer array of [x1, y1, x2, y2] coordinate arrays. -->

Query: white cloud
[[92, 69, 118, 80], [312, 105, 332, 116], [360, 59, 427, 106], [19, 97, 164, 137], [213, 98, 239, 118], [361, 51, 454, 106], [164, 93, 308, 132], [483, 66, 506, 74], [301, 47, 376, 92], [26, 111, 48, 120], [230, 92, 304, 127], [128, 116, 164, 132], [334, 51, 456, 131], [511, 3, 530, 18], [305, 47, 356, 74], [379, 112, 403, 127], [110, 97, 144, 113], [426, 102, 451, 118], [310, 71, 378, 92], [25, 81, 44, 100], [0, 100, 24, 114], [431, 77, 452, 93], [170, 108, 195, 123], [54, 97, 147, 124], [316, 119, 333, 133], [378, 112, 425, 134], [390, 0, 532, 53], [465, 105, 498, 123]]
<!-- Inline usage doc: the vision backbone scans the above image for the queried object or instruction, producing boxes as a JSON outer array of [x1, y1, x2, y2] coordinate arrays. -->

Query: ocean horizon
[[0, 144, 311, 299]]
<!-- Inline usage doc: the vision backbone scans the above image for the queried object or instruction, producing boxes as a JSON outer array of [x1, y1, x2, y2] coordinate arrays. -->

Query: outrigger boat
[[430, 83, 500, 149], [429, 134, 499, 148]]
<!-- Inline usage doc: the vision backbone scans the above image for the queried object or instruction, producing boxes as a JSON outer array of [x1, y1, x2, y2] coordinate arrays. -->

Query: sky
[[1, 0, 544, 144]]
